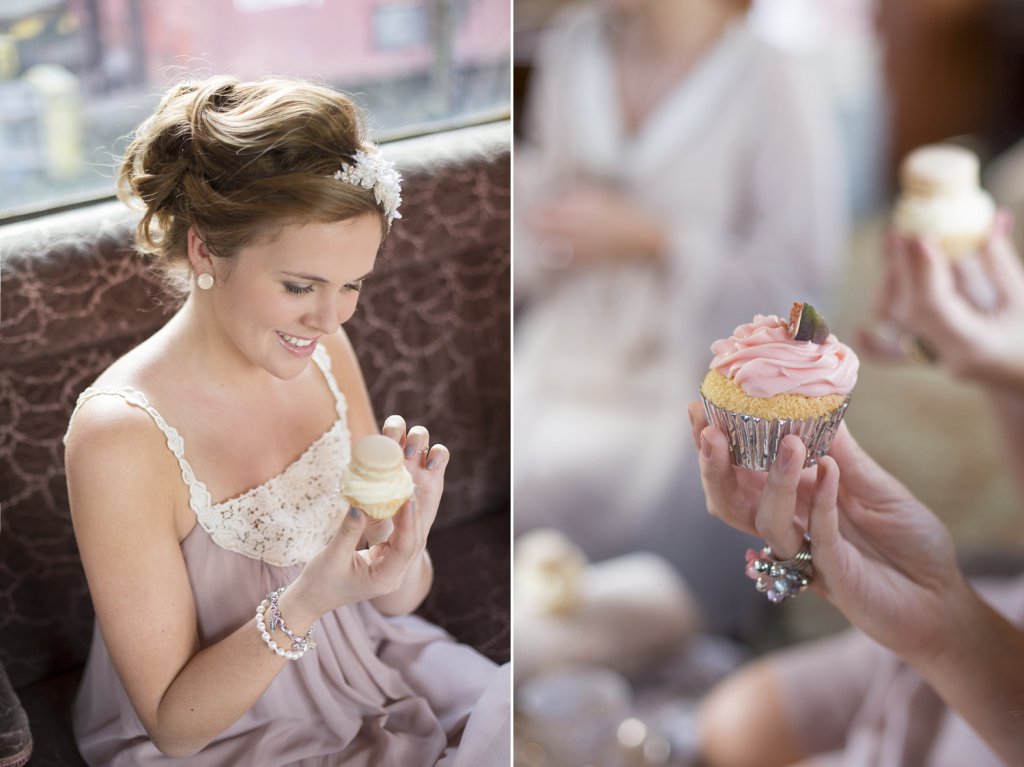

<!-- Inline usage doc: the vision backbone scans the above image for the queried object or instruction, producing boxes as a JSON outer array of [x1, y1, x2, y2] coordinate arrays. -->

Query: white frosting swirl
[[893, 191, 995, 239], [341, 464, 413, 505]]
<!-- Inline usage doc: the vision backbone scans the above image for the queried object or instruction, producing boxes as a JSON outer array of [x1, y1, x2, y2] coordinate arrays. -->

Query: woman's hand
[[284, 415, 448, 623], [366, 415, 448, 615], [380, 414, 448, 540], [689, 402, 966, 663], [525, 183, 666, 264], [860, 211, 1024, 392]]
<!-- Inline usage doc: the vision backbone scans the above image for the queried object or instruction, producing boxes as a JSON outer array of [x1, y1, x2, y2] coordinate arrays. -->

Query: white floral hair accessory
[[334, 147, 402, 229]]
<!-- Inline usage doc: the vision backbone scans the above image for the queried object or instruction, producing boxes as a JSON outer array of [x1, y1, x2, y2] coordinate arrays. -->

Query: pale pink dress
[[66, 345, 510, 766]]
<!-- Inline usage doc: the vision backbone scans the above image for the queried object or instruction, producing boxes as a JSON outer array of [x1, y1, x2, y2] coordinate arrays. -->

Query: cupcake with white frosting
[[893, 143, 996, 261], [341, 435, 414, 519]]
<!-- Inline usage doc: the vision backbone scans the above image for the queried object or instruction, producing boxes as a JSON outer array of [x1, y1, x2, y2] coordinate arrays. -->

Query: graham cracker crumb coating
[[940, 231, 988, 261], [700, 370, 846, 420], [346, 498, 405, 520]]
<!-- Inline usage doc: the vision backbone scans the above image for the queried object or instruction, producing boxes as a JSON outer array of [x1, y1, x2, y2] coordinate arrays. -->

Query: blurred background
[[0, 0, 510, 219], [512, 1, 1024, 765]]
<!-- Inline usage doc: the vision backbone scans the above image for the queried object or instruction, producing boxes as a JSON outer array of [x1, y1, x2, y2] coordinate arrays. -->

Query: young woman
[[64, 76, 508, 766]]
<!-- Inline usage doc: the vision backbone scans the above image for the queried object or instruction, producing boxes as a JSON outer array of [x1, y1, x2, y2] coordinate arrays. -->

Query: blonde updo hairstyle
[[118, 75, 388, 294]]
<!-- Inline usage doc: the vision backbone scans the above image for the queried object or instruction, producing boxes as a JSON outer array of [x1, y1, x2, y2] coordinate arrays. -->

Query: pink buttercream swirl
[[710, 314, 859, 398]]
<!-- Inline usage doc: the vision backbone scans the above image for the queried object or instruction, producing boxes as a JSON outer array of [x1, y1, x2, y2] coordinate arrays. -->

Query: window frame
[[0, 105, 510, 227]]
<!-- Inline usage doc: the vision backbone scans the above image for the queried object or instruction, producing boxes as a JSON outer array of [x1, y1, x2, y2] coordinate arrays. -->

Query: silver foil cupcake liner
[[701, 394, 851, 471]]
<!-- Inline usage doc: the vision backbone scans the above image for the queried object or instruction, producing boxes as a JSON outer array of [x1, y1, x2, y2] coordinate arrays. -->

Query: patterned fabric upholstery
[[0, 664, 31, 767], [0, 122, 510, 764]]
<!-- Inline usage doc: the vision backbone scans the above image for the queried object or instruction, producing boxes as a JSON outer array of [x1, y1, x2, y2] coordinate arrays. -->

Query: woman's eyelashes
[[283, 279, 364, 295]]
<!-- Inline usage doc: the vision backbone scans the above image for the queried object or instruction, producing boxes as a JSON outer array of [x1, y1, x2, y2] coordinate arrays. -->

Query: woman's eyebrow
[[277, 270, 371, 283], [278, 270, 328, 283]]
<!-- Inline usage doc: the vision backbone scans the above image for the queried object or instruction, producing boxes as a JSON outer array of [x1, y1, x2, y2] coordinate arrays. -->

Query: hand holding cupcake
[[700, 303, 858, 470]]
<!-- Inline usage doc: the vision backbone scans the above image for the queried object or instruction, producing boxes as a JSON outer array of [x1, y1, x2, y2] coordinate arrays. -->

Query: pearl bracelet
[[255, 586, 317, 661]]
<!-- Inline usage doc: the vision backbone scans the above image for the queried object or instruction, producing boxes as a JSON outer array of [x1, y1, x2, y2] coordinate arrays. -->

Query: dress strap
[[311, 344, 348, 419], [64, 387, 213, 517]]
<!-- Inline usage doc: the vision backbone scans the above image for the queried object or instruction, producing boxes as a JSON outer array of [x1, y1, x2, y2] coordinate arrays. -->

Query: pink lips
[[276, 331, 319, 358]]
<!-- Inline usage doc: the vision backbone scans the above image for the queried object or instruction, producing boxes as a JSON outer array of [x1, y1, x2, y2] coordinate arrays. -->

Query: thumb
[[331, 507, 369, 553]]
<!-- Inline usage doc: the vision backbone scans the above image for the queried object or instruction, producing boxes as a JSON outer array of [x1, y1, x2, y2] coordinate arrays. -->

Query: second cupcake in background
[[700, 303, 859, 471], [892, 142, 999, 312], [893, 143, 996, 262]]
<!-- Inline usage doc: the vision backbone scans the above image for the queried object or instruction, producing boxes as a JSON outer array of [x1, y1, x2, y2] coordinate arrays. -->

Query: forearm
[[911, 579, 1024, 764], [151, 592, 316, 757], [371, 550, 433, 616]]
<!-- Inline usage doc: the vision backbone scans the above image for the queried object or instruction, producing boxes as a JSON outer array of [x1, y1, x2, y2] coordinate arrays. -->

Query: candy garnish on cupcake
[[788, 301, 830, 344]]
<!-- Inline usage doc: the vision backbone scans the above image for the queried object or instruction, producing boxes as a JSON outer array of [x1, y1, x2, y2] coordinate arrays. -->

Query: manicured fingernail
[[404, 443, 416, 458], [700, 431, 712, 459], [349, 507, 363, 519], [426, 455, 438, 470]]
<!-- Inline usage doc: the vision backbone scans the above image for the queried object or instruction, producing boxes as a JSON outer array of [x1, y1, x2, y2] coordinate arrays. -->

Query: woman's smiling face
[[200, 214, 382, 380]]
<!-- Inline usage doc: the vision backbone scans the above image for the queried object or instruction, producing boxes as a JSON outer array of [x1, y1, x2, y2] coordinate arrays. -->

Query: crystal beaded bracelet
[[255, 586, 317, 661]]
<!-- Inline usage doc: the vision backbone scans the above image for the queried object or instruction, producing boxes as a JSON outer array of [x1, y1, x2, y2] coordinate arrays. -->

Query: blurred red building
[[87, 0, 509, 88]]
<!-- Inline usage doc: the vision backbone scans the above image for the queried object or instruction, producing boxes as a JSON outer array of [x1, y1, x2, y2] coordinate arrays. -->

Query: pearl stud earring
[[197, 273, 215, 290]]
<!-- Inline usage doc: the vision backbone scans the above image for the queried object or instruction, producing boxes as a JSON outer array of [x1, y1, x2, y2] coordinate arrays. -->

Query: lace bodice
[[65, 345, 352, 566]]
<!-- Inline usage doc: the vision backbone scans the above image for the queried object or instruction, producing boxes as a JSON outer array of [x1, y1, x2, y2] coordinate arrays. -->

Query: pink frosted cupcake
[[700, 303, 859, 470]]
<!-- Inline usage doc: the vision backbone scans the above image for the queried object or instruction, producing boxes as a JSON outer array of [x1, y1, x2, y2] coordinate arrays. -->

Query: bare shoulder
[[66, 391, 167, 461], [67, 324, 191, 466], [65, 392, 182, 529], [70, 362, 164, 440]]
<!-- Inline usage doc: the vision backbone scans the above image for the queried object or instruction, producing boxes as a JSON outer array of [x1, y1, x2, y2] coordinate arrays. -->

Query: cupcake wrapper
[[701, 394, 851, 471]]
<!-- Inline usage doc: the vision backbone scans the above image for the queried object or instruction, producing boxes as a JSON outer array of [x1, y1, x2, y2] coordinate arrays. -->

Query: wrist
[[255, 586, 318, 662], [275, 582, 321, 635], [962, 334, 1024, 392], [911, 575, 988, 672]]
